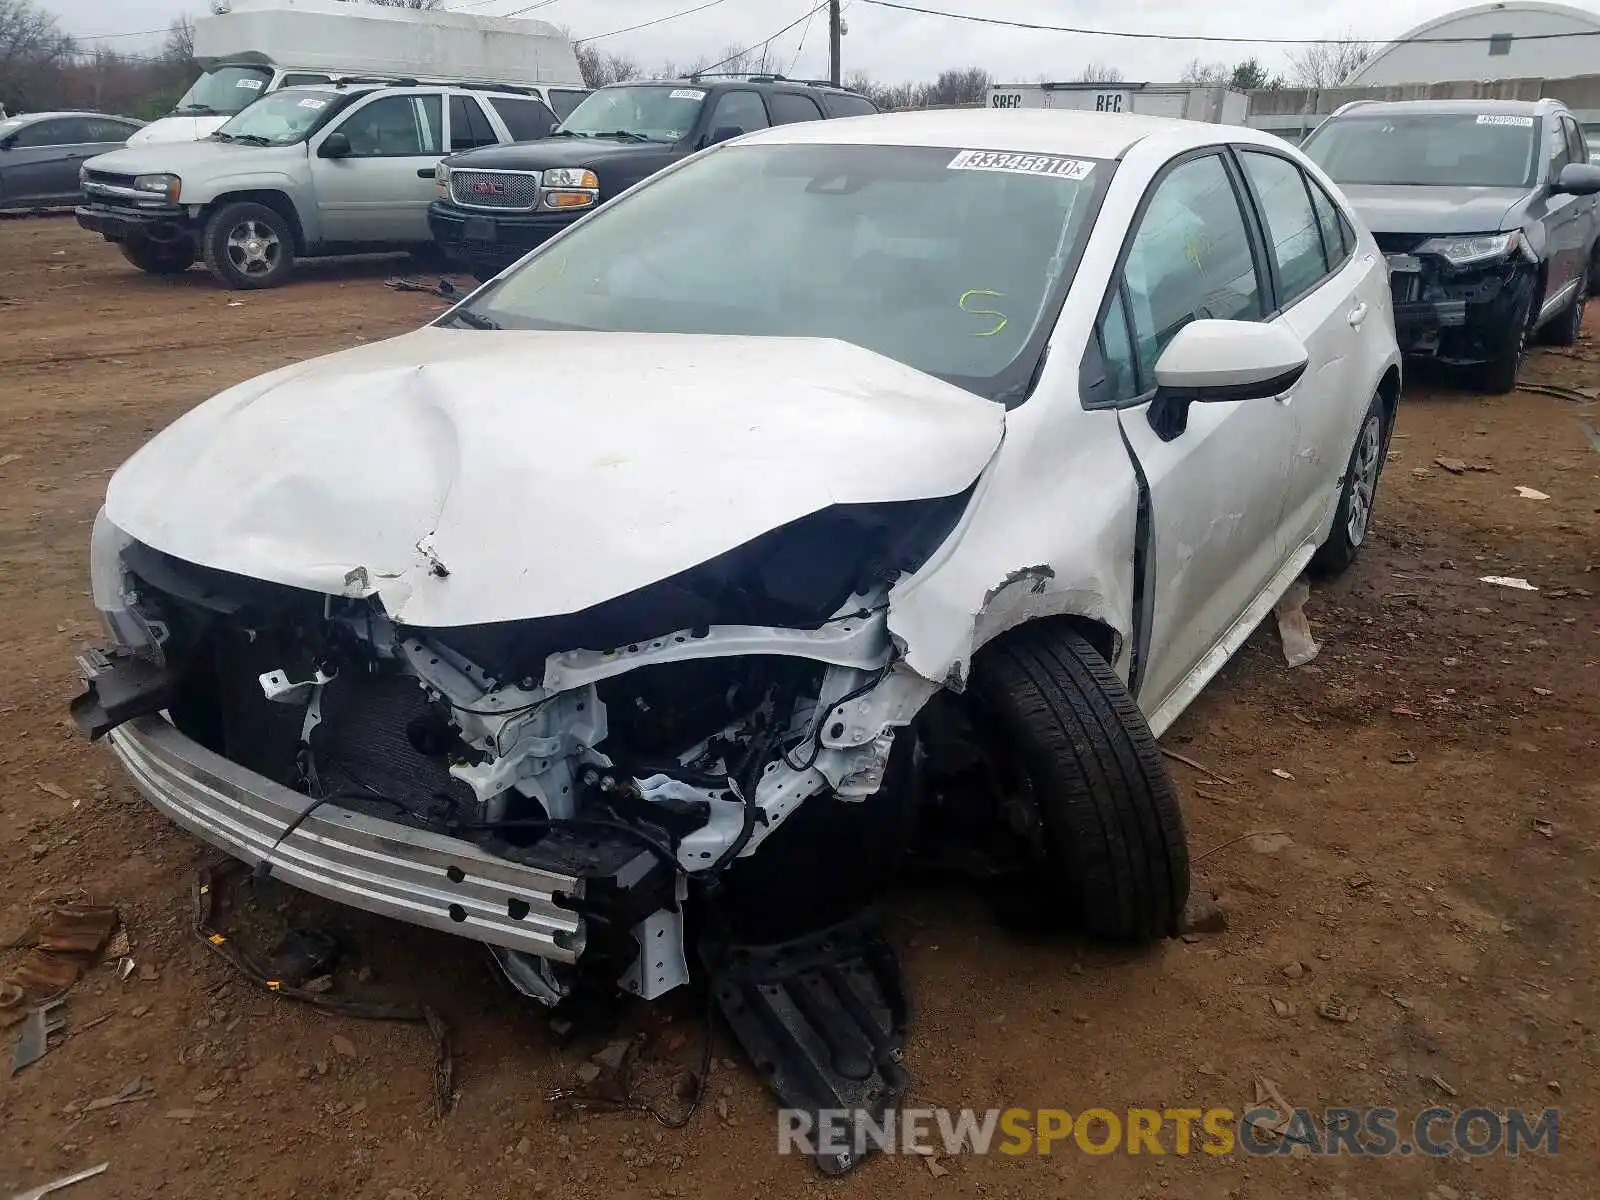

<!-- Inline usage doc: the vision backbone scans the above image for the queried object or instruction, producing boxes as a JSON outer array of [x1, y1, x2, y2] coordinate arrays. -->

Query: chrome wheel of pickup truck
[[202, 201, 296, 290]]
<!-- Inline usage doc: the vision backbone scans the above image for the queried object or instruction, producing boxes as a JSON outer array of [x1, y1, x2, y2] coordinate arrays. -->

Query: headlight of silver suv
[[132, 173, 182, 204], [1415, 231, 1521, 267], [541, 167, 599, 210]]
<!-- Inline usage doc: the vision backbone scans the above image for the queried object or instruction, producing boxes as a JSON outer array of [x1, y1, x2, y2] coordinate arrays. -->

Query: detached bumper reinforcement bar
[[106, 716, 587, 961]]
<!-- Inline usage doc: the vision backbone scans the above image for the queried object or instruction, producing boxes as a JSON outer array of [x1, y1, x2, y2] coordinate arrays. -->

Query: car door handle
[[417, 168, 436, 179], [1347, 301, 1369, 329]]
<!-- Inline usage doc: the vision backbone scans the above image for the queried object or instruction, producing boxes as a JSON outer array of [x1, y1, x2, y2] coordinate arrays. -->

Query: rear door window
[[490, 96, 559, 142], [1239, 149, 1330, 310], [769, 92, 824, 125], [450, 95, 499, 151]]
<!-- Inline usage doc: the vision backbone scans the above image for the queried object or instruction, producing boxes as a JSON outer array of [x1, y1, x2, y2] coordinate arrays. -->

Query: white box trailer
[[133, 0, 585, 145], [986, 82, 1249, 125]]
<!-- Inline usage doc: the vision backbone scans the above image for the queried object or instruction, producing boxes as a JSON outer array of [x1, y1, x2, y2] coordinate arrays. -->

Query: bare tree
[[1076, 61, 1125, 84], [1287, 31, 1373, 87], [925, 66, 989, 107], [574, 43, 641, 88], [0, 0, 76, 113], [165, 16, 195, 65], [1179, 58, 1228, 86]]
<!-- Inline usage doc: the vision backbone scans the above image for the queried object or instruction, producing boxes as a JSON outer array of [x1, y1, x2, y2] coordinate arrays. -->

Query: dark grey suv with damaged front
[[1303, 98, 1600, 392]]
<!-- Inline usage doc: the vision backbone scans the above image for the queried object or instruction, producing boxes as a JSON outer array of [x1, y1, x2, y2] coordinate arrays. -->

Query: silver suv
[[77, 82, 561, 289]]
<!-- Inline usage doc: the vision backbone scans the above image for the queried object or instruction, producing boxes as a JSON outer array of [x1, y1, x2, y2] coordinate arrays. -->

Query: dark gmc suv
[[428, 74, 879, 279], [1302, 97, 1600, 393]]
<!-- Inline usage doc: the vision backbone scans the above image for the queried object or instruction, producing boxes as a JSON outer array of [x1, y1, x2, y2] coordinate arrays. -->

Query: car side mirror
[[318, 131, 352, 160], [706, 125, 743, 147], [1147, 319, 1309, 442], [1552, 161, 1600, 196]]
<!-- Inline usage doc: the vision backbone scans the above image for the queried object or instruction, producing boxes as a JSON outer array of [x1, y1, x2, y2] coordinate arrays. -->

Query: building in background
[[1346, 1, 1600, 85]]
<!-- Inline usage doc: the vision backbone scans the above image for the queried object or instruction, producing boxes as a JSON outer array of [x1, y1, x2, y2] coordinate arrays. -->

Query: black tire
[[966, 623, 1189, 942], [1479, 282, 1536, 394], [1311, 390, 1388, 579], [201, 201, 295, 290], [119, 237, 195, 275], [1542, 267, 1587, 347]]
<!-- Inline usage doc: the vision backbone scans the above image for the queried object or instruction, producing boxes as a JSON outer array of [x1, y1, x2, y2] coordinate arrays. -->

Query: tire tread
[[971, 623, 1188, 941]]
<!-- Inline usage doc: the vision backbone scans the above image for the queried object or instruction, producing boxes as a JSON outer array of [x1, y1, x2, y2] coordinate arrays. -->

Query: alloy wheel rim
[[225, 220, 281, 277], [1346, 413, 1382, 547]]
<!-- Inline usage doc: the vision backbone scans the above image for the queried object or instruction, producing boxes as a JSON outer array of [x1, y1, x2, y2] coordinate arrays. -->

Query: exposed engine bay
[[76, 494, 978, 1008]]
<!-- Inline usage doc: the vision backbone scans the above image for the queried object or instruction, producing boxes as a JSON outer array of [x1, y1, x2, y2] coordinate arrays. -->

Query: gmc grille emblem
[[471, 181, 504, 195]]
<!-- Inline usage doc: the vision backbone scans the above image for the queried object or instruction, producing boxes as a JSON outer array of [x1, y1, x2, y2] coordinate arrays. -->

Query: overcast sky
[[47, 0, 1600, 83]]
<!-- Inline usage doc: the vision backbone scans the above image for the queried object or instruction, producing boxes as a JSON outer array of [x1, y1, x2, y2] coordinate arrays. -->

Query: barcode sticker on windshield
[[948, 149, 1094, 179], [298, 98, 327, 109], [236, 79, 264, 90], [670, 89, 706, 101], [1477, 114, 1533, 126]]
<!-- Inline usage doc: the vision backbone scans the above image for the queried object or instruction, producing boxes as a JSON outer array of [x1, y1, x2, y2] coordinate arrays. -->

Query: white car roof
[[746, 108, 1284, 161]]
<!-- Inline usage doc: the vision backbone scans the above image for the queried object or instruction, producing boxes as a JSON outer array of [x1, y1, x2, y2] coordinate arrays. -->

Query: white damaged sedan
[[73, 109, 1398, 1156]]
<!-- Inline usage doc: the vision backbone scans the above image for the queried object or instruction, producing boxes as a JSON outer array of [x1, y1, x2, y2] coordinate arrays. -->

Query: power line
[[856, 0, 1600, 46], [789, 2, 821, 73], [75, 28, 168, 41], [579, 0, 736, 42], [698, 0, 831, 74], [497, 0, 564, 15]]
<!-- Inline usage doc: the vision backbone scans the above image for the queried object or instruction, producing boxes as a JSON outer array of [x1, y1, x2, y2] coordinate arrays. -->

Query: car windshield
[[214, 89, 341, 146], [556, 84, 706, 142], [172, 65, 274, 117], [463, 144, 1106, 400], [1304, 112, 1539, 188]]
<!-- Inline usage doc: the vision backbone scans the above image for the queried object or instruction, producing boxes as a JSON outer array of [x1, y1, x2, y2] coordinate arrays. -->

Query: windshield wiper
[[590, 129, 650, 142], [443, 309, 500, 330], [227, 133, 272, 146], [179, 104, 221, 115], [547, 129, 587, 138]]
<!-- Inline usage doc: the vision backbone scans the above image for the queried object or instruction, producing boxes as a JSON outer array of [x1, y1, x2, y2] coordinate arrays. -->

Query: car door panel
[[3, 119, 89, 205], [312, 92, 445, 244], [1099, 151, 1302, 718], [1536, 117, 1584, 318], [1237, 149, 1378, 553]]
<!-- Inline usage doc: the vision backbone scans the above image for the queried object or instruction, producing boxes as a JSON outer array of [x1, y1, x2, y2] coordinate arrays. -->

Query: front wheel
[[1311, 391, 1388, 579], [966, 623, 1189, 942], [119, 237, 195, 276], [1480, 288, 1534, 394], [201, 201, 295, 290]]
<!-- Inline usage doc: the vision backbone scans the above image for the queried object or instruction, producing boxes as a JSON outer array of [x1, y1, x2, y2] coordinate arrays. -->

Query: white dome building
[[1346, 2, 1600, 85]]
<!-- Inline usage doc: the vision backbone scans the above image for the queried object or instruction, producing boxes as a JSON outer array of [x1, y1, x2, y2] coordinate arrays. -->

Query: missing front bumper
[[106, 714, 589, 961]]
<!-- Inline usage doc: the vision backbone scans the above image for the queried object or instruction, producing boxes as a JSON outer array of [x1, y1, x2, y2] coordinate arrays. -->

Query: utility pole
[[828, 0, 842, 87]]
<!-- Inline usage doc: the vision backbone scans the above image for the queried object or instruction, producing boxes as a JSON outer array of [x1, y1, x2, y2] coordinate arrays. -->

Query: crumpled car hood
[[104, 328, 1006, 627]]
